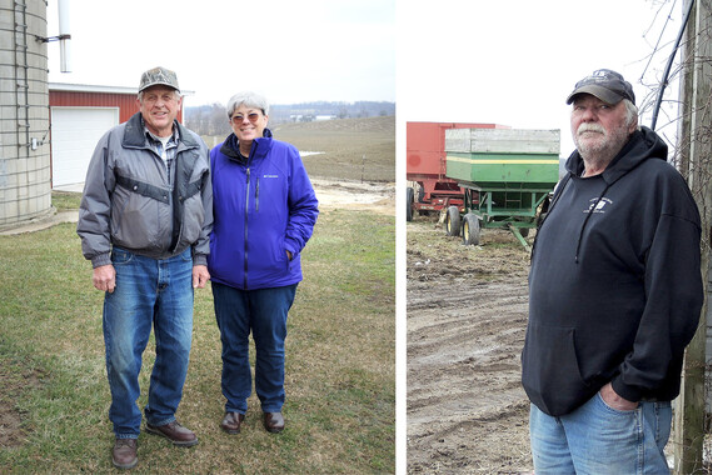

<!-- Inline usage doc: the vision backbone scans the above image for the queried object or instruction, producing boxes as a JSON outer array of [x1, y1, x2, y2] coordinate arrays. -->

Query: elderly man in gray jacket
[[77, 67, 212, 470]]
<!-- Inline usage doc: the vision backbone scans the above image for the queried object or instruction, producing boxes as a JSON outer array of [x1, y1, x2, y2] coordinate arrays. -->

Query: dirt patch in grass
[[312, 178, 394, 216], [0, 356, 43, 449], [406, 214, 534, 474]]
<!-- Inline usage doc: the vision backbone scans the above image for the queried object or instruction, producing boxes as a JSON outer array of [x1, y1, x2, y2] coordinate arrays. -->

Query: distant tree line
[[184, 101, 395, 136]]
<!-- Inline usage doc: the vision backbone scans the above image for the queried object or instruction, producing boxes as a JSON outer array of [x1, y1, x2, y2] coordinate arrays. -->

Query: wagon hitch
[[508, 224, 531, 251]]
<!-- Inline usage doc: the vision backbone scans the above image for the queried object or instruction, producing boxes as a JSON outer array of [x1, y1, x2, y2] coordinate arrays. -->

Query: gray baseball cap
[[138, 66, 180, 93], [566, 69, 635, 105]]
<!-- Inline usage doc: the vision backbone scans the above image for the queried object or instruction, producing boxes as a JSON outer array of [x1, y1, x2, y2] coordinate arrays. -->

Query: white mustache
[[577, 123, 606, 136]]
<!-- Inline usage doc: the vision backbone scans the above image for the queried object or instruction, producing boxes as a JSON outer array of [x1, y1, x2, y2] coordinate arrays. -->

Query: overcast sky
[[48, 0, 683, 157], [397, 0, 684, 157], [47, 0, 395, 107]]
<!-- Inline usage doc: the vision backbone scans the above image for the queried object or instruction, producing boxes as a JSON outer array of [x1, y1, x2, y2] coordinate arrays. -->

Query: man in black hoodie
[[522, 69, 703, 474]]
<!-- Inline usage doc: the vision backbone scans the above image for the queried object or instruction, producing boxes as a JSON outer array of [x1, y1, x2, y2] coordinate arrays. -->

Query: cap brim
[[566, 85, 624, 105], [139, 82, 180, 93]]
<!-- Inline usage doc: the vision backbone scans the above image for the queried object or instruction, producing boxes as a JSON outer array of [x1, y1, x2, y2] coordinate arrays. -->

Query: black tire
[[462, 214, 480, 246], [444, 206, 460, 236], [406, 187, 414, 222]]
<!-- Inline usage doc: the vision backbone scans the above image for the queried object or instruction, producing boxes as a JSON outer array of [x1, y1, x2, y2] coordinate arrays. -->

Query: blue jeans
[[103, 247, 194, 439], [212, 282, 297, 414], [530, 393, 672, 474]]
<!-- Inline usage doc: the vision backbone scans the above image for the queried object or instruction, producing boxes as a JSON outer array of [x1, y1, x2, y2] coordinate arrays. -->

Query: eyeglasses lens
[[233, 113, 260, 123]]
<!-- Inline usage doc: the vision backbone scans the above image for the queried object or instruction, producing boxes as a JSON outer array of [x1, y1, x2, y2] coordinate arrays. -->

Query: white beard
[[574, 123, 629, 170]]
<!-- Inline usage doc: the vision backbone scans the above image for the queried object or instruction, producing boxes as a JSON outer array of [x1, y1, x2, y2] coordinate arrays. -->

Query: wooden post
[[674, 0, 712, 473]]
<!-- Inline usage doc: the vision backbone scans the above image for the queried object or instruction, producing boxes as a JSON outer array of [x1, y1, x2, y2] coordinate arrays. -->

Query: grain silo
[[0, 0, 51, 229]]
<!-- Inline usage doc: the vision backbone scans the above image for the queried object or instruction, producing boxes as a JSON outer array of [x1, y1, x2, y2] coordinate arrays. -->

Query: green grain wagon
[[444, 128, 560, 248]]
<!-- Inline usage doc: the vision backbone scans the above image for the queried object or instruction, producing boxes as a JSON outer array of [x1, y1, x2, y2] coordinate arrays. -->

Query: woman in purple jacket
[[208, 92, 319, 435]]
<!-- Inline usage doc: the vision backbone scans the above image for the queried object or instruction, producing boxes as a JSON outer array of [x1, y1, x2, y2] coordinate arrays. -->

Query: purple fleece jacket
[[208, 133, 319, 290]]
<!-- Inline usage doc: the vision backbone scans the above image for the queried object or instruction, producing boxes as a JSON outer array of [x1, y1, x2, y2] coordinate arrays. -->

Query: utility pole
[[674, 0, 711, 473]]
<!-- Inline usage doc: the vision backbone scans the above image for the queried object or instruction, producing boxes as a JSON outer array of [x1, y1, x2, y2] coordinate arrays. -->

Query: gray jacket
[[77, 112, 213, 268]]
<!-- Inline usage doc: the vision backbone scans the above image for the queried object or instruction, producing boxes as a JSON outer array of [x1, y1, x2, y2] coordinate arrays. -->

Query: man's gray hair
[[623, 99, 639, 130], [226, 92, 270, 119]]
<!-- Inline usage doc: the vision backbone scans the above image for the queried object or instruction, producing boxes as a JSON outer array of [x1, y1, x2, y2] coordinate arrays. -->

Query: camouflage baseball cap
[[138, 66, 180, 93]]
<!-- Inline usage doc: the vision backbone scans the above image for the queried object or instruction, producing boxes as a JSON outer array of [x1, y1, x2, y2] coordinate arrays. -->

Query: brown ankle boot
[[112, 438, 138, 469]]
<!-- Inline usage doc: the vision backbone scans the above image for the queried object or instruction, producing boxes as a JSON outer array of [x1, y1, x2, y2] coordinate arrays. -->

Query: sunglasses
[[232, 112, 261, 124]]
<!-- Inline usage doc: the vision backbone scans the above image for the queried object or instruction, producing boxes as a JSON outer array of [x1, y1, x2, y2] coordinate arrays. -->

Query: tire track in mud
[[407, 221, 534, 474]]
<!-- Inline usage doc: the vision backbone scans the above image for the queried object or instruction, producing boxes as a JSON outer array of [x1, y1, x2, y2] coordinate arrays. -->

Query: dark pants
[[212, 282, 297, 414]]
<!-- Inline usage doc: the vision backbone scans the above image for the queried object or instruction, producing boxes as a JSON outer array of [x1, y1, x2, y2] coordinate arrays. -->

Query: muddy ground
[[407, 213, 534, 474], [311, 177, 394, 215]]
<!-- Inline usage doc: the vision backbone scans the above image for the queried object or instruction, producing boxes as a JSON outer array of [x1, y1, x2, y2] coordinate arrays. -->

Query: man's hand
[[193, 265, 210, 289], [600, 382, 638, 411], [93, 264, 116, 293]]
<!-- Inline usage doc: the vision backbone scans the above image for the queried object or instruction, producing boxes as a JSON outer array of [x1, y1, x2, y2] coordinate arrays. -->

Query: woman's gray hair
[[226, 92, 270, 119]]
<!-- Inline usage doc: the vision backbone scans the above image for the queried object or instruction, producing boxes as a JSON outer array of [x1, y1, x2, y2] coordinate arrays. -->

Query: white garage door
[[51, 107, 119, 188]]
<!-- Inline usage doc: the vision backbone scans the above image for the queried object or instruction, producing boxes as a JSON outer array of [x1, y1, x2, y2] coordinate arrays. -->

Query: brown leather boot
[[145, 421, 198, 447], [112, 438, 138, 470], [220, 412, 246, 434], [263, 412, 285, 433]]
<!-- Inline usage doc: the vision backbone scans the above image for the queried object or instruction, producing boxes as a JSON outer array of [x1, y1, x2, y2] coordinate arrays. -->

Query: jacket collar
[[220, 128, 274, 164]]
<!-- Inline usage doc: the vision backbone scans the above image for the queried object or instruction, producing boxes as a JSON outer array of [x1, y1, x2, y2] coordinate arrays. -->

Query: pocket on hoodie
[[522, 321, 589, 416]]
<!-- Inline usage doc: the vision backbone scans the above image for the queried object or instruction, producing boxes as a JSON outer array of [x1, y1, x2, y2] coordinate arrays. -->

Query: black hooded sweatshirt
[[522, 126, 703, 417]]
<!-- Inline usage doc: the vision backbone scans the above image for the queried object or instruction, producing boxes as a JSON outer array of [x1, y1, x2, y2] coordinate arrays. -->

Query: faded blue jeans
[[530, 393, 672, 474], [103, 247, 194, 439], [212, 282, 297, 415]]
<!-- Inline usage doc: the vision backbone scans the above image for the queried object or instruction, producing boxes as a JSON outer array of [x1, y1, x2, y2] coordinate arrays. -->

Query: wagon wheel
[[444, 205, 460, 236], [462, 213, 480, 246], [406, 187, 414, 222]]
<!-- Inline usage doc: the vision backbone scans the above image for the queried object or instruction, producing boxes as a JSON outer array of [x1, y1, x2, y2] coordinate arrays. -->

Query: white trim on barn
[[49, 83, 137, 95]]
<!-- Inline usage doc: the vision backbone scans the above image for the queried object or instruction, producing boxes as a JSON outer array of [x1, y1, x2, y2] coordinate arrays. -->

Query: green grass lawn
[[0, 193, 395, 474]]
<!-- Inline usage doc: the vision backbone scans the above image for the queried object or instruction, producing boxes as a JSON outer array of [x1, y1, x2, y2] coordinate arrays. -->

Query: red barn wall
[[49, 90, 184, 123]]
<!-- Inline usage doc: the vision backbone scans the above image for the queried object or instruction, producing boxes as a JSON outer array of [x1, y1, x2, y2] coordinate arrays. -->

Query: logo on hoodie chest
[[584, 197, 613, 214]]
